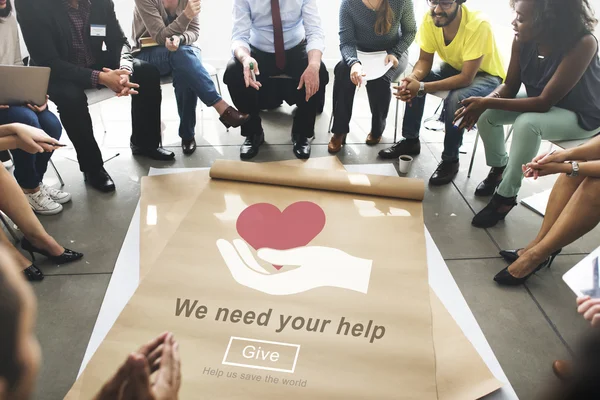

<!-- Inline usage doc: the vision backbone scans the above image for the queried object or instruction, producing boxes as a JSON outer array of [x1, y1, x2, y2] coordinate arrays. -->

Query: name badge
[[90, 24, 107, 37]]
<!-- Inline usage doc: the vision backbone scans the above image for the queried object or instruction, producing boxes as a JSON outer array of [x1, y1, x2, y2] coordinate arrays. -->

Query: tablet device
[[0, 65, 51, 107], [563, 246, 600, 298]]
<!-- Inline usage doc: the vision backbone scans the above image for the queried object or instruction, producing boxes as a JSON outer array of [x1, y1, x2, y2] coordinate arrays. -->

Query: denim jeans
[[402, 63, 502, 161], [136, 45, 222, 140], [0, 106, 62, 189]]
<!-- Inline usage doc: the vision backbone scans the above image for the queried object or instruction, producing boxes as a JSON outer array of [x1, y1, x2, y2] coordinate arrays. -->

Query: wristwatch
[[417, 82, 426, 98], [567, 161, 580, 177]]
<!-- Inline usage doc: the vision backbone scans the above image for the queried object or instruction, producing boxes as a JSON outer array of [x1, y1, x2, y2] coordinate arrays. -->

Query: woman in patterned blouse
[[328, 0, 417, 153]]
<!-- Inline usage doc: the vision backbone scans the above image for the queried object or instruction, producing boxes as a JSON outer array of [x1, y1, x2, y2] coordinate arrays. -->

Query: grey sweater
[[339, 0, 416, 80], [0, 12, 23, 65], [132, 0, 200, 53]]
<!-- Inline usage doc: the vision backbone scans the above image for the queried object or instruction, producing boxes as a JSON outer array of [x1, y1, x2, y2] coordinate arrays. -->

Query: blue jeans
[[402, 63, 502, 161], [136, 45, 222, 140], [0, 107, 62, 189]]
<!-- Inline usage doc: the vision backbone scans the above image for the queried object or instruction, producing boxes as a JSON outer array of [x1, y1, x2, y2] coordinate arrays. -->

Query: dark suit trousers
[[47, 59, 161, 172], [223, 42, 328, 138]]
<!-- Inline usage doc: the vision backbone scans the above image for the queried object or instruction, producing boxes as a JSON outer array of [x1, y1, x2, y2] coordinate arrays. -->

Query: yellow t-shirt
[[416, 5, 506, 80]]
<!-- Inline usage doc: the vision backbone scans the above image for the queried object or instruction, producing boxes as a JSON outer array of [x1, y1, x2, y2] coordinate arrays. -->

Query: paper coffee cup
[[399, 155, 413, 174]]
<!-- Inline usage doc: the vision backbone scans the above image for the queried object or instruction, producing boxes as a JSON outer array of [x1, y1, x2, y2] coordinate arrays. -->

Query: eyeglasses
[[426, 0, 457, 10]]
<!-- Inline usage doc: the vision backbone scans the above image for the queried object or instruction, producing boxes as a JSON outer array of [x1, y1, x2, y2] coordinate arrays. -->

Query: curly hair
[[510, 0, 598, 51]]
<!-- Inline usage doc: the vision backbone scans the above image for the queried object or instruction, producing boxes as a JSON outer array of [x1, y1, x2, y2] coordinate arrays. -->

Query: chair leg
[[328, 113, 334, 134], [49, 159, 64, 187], [467, 132, 480, 178], [504, 125, 513, 143], [213, 73, 229, 133], [394, 98, 400, 144], [0, 213, 20, 243]]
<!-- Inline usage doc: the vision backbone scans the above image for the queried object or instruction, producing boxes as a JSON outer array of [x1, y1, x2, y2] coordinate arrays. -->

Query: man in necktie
[[224, 0, 329, 160]]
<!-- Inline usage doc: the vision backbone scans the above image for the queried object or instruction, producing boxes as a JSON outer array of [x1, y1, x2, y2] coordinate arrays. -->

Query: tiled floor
[[14, 72, 598, 400]]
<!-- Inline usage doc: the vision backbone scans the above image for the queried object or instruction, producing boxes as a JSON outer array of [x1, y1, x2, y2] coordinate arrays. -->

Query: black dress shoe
[[131, 144, 175, 161], [182, 139, 197, 155], [475, 166, 505, 197], [472, 193, 517, 228], [429, 160, 459, 186], [500, 248, 562, 263], [83, 167, 115, 192], [292, 136, 311, 160], [378, 138, 421, 159], [21, 237, 84, 265], [23, 265, 44, 282], [493, 253, 559, 286], [240, 132, 264, 160]]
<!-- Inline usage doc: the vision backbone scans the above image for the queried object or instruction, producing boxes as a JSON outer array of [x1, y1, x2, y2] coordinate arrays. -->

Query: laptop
[[0, 65, 51, 107]]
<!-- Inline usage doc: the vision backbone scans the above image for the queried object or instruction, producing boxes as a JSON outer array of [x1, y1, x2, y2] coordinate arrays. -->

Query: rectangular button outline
[[222, 336, 301, 374]]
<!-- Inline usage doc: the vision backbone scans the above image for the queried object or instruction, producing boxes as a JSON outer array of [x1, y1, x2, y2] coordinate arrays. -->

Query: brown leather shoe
[[219, 106, 250, 128], [552, 360, 571, 380], [366, 133, 382, 145], [328, 134, 347, 154]]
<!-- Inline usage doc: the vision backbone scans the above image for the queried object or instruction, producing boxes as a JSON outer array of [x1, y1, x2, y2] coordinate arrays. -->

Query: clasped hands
[[522, 149, 573, 179], [240, 56, 320, 102], [99, 68, 140, 97]]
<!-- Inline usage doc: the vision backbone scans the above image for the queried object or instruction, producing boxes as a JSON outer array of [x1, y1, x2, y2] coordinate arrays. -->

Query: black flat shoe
[[472, 193, 517, 228], [475, 166, 505, 197], [240, 132, 264, 160], [494, 253, 559, 286], [83, 167, 115, 193], [429, 160, 459, 186], [292, 135, 311, 160], [23, 265, 44, 282], [378, 138, 421, 159], [21, 238, 83, 265], [500, 248, 562, 263], [182, 139, 197, 155]]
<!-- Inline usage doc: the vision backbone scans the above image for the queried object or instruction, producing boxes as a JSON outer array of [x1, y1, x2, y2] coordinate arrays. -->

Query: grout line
[[523, 284, 574, 355], [41, 272, 113, 277], [444, 256, 503, 261]]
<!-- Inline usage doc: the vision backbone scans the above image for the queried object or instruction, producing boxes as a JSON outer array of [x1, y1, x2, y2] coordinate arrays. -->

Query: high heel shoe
[[23, 265, 44, 282], [494, 252, 560, 286], [472, 193, 517, 228], [21, 238, 84, 264], [499, 248, 562, 263]]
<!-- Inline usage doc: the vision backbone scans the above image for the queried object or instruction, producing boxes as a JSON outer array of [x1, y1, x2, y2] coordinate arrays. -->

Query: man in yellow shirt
[[379, 0, 506, 186]]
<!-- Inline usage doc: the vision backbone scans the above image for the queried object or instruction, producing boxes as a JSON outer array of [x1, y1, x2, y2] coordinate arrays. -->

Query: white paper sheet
[[563, 246, 600, 298], [520, 189, 551, 217], [78, 165, 518, 399], [357, 50, 393, 82]]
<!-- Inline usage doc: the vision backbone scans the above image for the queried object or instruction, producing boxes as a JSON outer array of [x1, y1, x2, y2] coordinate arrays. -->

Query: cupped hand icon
[[216, 239, 373, 295]]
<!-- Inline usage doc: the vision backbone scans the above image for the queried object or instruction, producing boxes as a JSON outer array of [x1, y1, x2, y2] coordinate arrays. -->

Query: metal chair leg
[[49, 159, 64, 187], [394, 98, 400, 143], [0, 213, 20, 243], [467, 132, 480, 178], [504, 125, 513, 143]]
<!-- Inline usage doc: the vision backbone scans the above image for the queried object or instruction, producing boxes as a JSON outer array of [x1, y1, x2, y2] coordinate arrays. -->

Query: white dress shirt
[[231, 0, 326, 55]]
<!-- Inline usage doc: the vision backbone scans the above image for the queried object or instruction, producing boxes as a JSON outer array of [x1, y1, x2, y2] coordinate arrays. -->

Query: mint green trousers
[[478, 101, 599, 198]]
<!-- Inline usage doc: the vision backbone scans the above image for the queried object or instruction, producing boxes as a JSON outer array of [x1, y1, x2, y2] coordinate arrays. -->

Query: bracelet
[[490, 92, 501, 98]]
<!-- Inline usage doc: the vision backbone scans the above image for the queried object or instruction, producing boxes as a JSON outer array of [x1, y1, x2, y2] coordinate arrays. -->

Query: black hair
[[510, 0, 598, 51], [0, 0, 12, 20], [457, 0, 467, 4], [0, 264, 22, 392]]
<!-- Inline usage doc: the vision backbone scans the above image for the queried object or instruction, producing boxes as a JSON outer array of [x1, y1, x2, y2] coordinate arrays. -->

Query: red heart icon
[[236, 202, 326, 270]]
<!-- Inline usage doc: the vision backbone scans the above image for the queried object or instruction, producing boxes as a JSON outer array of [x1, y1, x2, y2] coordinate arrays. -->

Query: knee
[[4, 107, 41, 128], [477, 109, 499, 133], [513, 113, 542, 137], [171, 45, 198, 64], [50, 84, 87, 110], [133, 62, 161, 85], [223, 57, 244, 85], [43, 112, 63, 139]]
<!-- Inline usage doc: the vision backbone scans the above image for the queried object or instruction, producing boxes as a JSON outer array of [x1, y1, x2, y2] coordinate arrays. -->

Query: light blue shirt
[[231, 0, 326, 55]]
